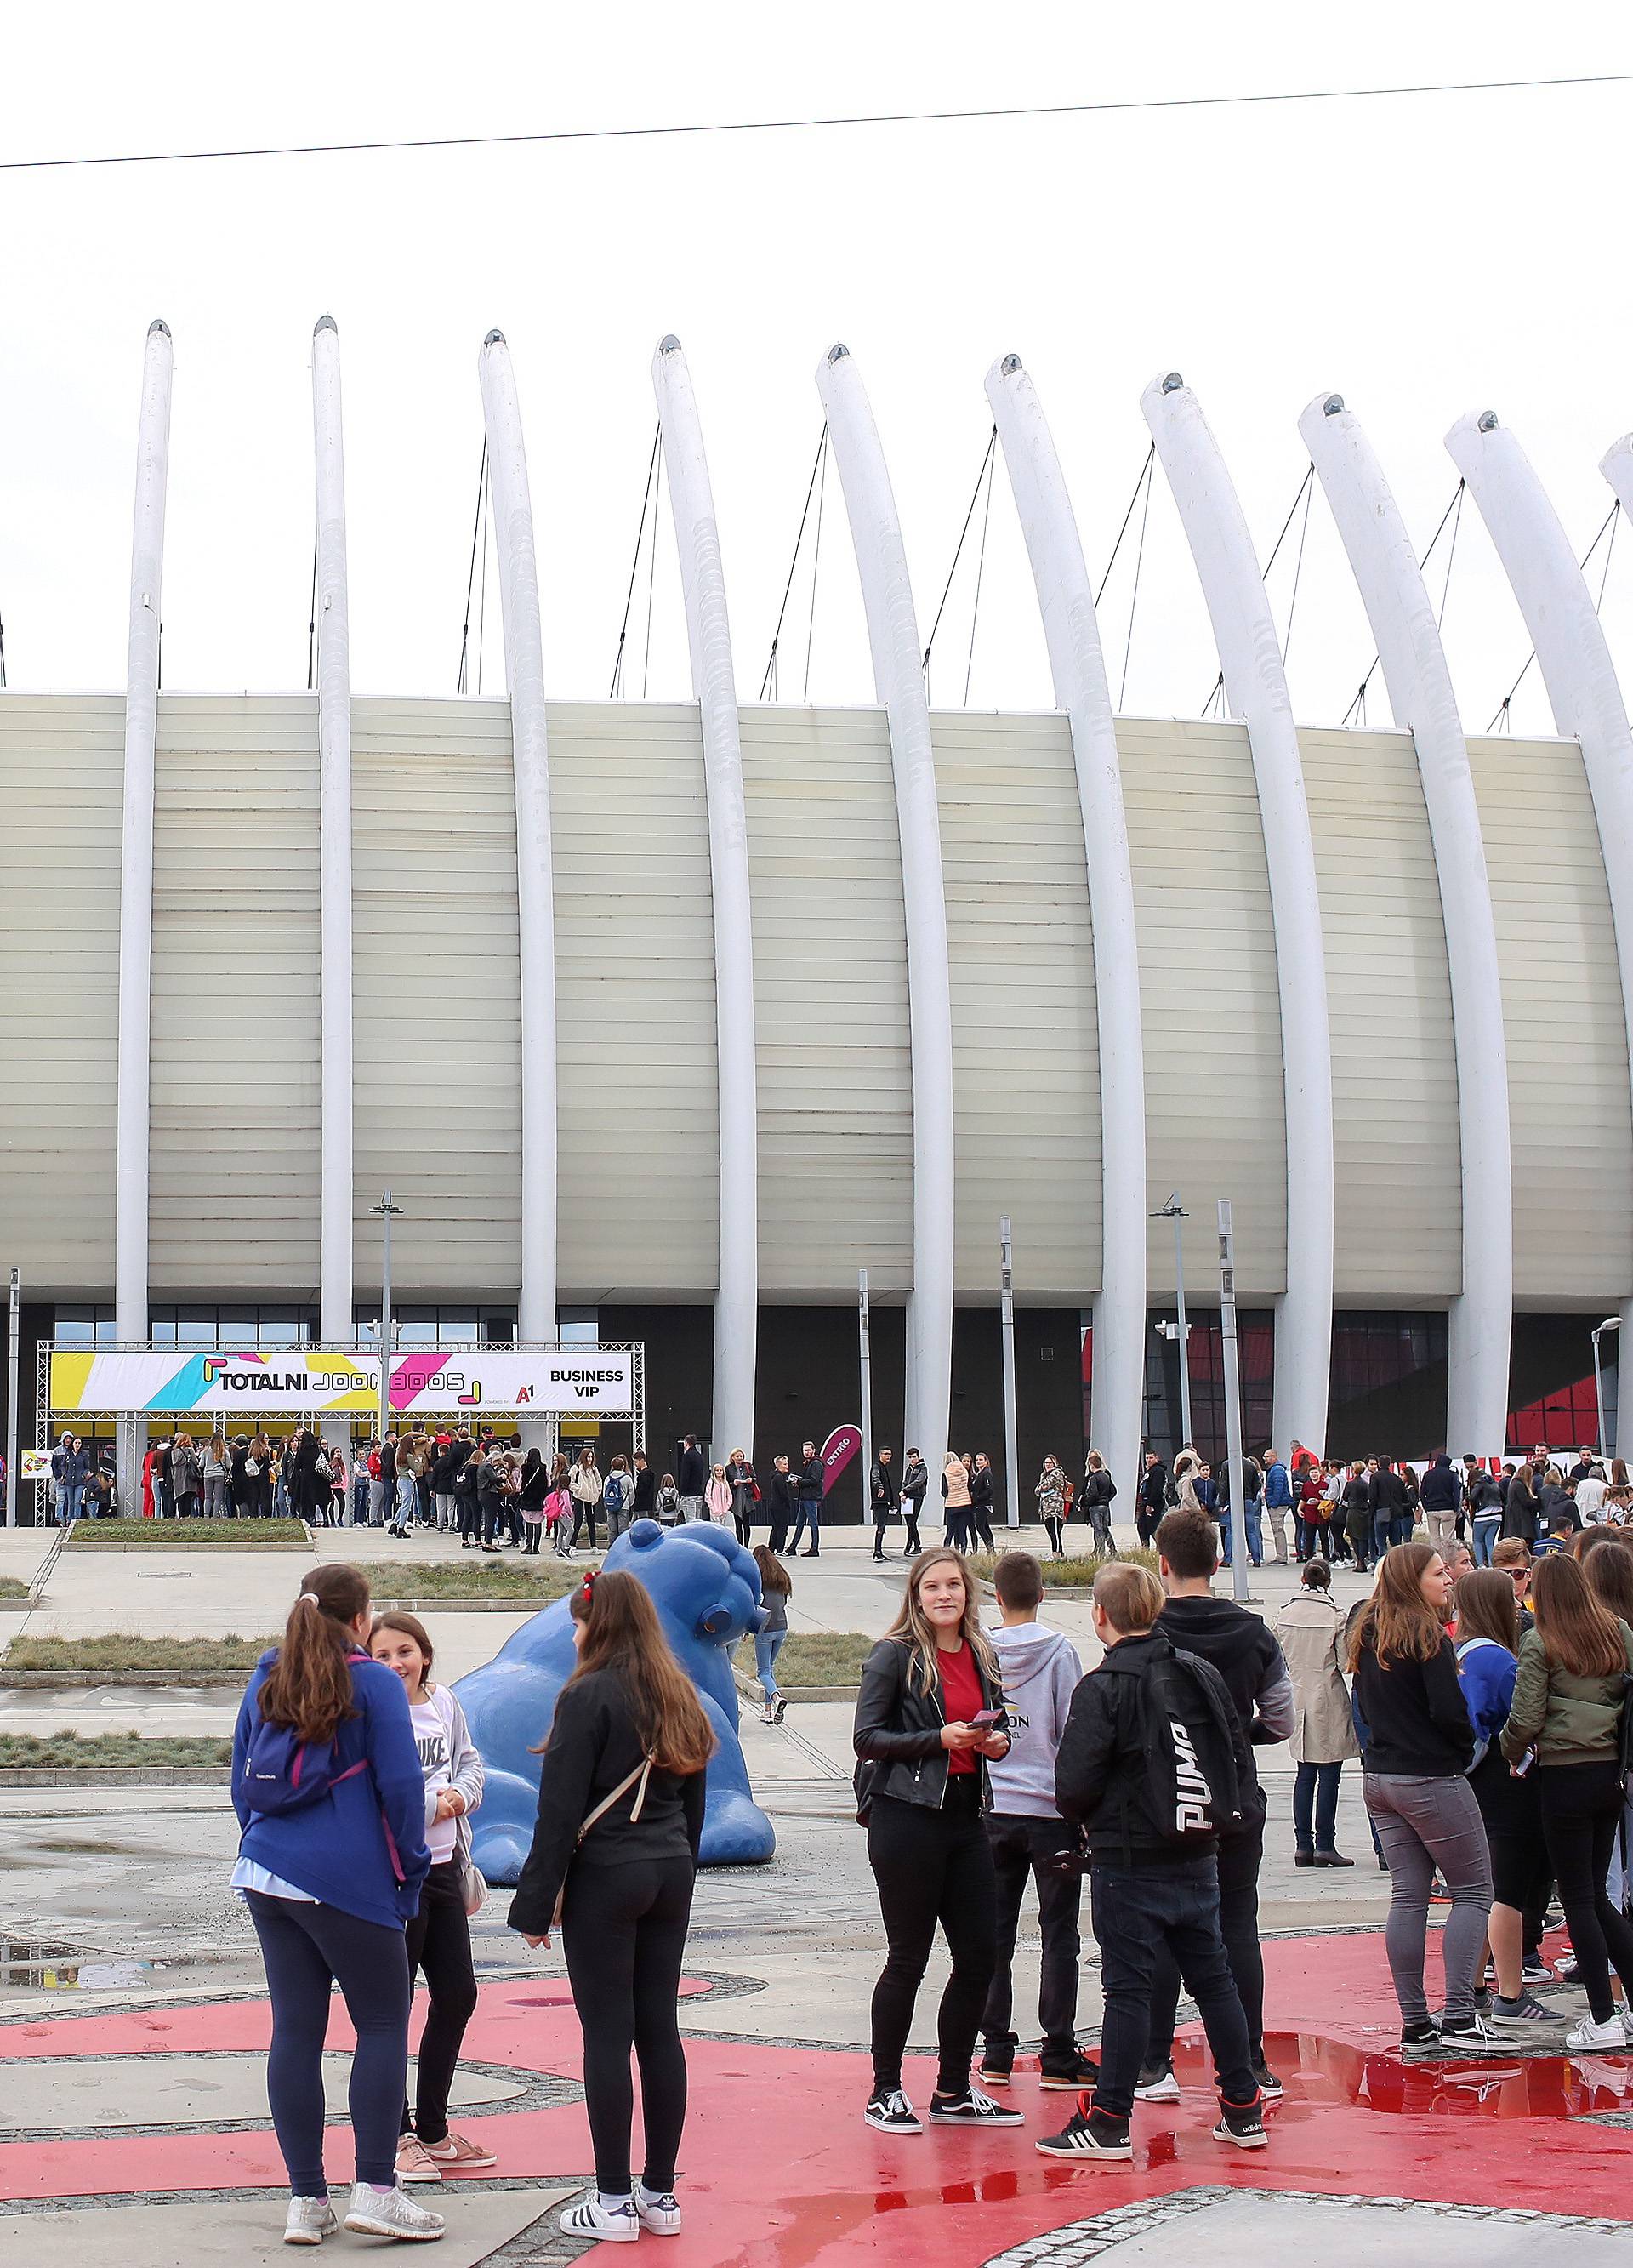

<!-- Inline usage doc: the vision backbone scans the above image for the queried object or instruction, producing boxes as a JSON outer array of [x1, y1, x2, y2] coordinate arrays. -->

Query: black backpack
[[1129, 1647, 1243, 1847]]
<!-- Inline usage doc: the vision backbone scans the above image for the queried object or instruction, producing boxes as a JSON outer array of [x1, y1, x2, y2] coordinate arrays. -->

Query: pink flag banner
[[821, 1424, 863, 1495]]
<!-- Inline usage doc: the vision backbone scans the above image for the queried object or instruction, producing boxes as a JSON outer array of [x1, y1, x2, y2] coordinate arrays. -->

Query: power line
[[4, 71, 1630, 175]]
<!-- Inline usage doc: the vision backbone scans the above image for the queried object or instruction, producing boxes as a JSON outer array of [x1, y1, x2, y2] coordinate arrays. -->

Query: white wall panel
[[1118, 719, 1288, 1302], [741, 706, 913, 1294], [0, 695, 123, 1291], [148, 697, 321, 1290], [932, 711, 1099, 1301], [1299, 727, 1461, 1300], [1467, 732, 1633, 1304], [351, 698, 521, 1298], [548, 703, 718, 1296]]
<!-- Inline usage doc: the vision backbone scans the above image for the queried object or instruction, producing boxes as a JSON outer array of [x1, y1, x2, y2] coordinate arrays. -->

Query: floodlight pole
[[1592, 1315, 1620, 1458], [999, 1217, 1020, 1527], [5, 1269, 19, 1530], [1219, 1200, 1249, 1604], [371, 1192, 404, 1461], [858, 1270, 873, 1527]]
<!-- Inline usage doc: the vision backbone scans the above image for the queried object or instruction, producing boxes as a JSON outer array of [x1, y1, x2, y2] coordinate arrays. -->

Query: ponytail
[[258, 1563, 371, 1746]]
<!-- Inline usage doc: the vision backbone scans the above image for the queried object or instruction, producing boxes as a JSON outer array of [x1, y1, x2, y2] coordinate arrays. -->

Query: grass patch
[[350, 1559, 582, 1604], [0, 1578, 27, 1601], [3, 1633, 272, 1674], [734, 1630, 876, 1688], [0, 1730, 232, 1769], [966, 1546, 1159, 1589], [67, 1519, 310, 1549]]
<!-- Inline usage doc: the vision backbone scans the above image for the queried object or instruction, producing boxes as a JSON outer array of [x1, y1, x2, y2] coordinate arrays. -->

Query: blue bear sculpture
[[452, 1518, 777, 1882]]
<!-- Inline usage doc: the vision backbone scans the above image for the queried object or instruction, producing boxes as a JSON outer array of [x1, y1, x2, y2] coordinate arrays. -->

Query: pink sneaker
[[395, 2136, 441, 2184], [420, 2129, 498, 2171]]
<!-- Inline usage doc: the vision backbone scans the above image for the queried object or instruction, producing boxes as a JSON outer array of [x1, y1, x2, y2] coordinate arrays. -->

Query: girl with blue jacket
[[231, 1563, 438, 2248], [1454, 1567, 1549, 2027]]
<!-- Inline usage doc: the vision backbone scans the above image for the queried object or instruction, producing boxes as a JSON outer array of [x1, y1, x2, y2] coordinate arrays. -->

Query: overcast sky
[[4, 2, 1632, 736]]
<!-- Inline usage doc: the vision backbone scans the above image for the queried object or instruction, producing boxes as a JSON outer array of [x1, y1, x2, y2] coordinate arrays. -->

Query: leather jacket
[[852, 1635, 1006, 1815]]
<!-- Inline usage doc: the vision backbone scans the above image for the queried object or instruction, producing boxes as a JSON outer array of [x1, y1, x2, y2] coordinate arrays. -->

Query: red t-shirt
[[936, 1640, 985, 1775]]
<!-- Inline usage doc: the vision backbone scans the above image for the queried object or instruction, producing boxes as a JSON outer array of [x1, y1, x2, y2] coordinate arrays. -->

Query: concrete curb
[[0, 1670, 253, 1689], [0, 1766, 230, 1786], [366, 1598, 549, 1615], [730, 1666, 856, 1705]]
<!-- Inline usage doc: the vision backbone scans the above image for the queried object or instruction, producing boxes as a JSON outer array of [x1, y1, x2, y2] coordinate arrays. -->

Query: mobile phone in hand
[[970, 1707, 1003, 1726]]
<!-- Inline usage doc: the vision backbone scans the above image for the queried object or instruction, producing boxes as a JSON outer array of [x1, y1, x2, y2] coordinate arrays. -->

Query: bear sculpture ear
[[629, 1519, 663, 1548], [697, 1604, 733, 1637]]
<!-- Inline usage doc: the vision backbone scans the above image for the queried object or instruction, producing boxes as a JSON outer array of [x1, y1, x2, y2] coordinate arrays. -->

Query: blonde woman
[[852, 1549, 1018, 2136]]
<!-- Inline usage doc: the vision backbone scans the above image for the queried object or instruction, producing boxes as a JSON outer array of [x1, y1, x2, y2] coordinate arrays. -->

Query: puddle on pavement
[[1172, 2029, 1633, 2122], [33, 1840, 141, 1856]]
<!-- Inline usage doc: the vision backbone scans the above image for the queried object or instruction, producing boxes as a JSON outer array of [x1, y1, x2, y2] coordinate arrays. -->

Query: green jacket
[[1500, 1620, 1633, 1769]]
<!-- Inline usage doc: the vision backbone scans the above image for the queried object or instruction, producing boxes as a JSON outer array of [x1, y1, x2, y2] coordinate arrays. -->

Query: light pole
[[1152, 1195, 1192, 1450], [5, 1268, 19, 1530], [369, 1191, 405, 1461], [858, 1270, 873, 1526], [999, 1217, 1020, 1528], [1218, 1200, 1249, 1604], [1591, 1315, 1620, 1457]]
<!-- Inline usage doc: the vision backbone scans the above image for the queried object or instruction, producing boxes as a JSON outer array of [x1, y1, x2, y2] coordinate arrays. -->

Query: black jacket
[[1467, 1468, 1501, 1514], [431, 1439, 474, 1493], [1342, 1474, 1373, 1522], [1368, 1467, 1408, 1521], [870, 1459, 899, 1513], [901, 1456, 929, 1506], [853, 1635, 1005, 1812], [1155, 1594, 1294, 1821], [1352, 1633, 1473, 1776], [1080, 1467, 1116, 1510], [509, 1668, 705, 1936], [1055, 1628, 1251, 1867], [1138, 1462, 1169, 1514], [631, 1464, 656, 1515], [1419, 1456, 1461, 1513], [676, 1447, 707, 1497], [1215, 1457, 1263, 1509], [799, 1455, 825, 1502], [767, 1469, 799, 1519], [970, 1465, 994, 1513]]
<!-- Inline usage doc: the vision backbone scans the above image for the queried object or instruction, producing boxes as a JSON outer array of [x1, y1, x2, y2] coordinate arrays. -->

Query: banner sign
[[820, 1424, 863, 1495], [48, 1348, 637, 1419], [20, 1450, 53, 1482]]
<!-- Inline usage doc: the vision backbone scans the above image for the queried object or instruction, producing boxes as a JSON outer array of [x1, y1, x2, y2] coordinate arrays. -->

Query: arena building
[[3, 326, 1633, 1517]]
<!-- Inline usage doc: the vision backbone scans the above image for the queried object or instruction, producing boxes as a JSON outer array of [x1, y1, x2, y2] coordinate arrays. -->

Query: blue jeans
[[1294, 1760, 1343, 1853], [755, 1629, 787, 1701], [791, 1499, 822, 1552], [1090, 1855, 1258, 2120], [1219, 1502, 1262, 1566], [1472, 1517, 1500, 1567], [57, 1481, 84, 1524]]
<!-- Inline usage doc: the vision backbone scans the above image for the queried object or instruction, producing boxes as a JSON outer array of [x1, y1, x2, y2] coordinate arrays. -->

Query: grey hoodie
[[985, 1620, 1084, 1820]]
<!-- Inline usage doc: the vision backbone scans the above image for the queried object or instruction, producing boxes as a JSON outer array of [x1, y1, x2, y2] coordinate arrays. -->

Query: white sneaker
[[284, 2196, 338, 2246], [1567, 2012, 1630, 2052], [1133, 2061, 1181, 2102], [342, 2181, 447, 2240], [558, 2191, 640, 2243], [635, 2186, 683, 2235]]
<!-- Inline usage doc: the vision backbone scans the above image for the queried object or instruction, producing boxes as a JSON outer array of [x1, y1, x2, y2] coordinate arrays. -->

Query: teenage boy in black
[[1039, 1560, 1266, 2162]]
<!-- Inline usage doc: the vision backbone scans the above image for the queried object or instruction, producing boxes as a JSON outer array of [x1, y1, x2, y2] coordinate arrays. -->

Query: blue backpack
[[240, 1659, 372, 1817], [604, 1473, 626, 1513]]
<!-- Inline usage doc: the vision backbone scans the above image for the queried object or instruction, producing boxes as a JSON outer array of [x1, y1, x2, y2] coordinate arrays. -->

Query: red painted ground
[[3, 1932, 1630, 2263]]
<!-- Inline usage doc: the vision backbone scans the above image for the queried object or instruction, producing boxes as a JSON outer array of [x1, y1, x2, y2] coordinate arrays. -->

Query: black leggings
[[1146, 1816, 1265, 2060], [902, 1504, 923, 1554], [562, 1855, 694, 2196], [571, 1504, 600, 1549], [1540, 1760, 1633, 2025], [866, 1781, 998, 2096], [401, 1861, 479, 2145], [246, 1890, 409, 2197]]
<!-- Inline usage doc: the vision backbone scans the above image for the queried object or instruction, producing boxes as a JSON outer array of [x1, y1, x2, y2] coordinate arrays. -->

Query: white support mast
[[311, 316, 355, 1348]]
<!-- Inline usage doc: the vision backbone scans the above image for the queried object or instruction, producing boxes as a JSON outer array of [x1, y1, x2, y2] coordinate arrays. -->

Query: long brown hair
[[752, 1544, 791, 1598], [885, 1548, 999, 1696], [1531, 1553, 1630, 1679], [1582, 1530, 1633, 1626], [1454, 1568, 1519, 1654], [258, 1564, 370, 1745], [372, 1610, 435, 1680], [1347, 1542, 1448, 1671], [542, 1570, 714, 1776]]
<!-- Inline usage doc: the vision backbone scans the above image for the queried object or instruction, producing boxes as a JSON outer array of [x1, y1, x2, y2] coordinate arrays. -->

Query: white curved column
[[311, 316, 354, 1347], [115, 319, 173, 1346], [1449, 408, 1633, 1363], [1301, 394, 1511, 1456], [986, 353, 1146, 1489], [816, 344, 953, 1474], [652, 336, 758, 1458], [1142, 373, 1334, 1456], [478, 332, 557, 1348]]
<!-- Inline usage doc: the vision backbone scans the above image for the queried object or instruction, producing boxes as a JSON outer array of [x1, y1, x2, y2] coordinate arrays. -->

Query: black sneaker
[[863, 2088, 923, 2134], [977, 2047, 1014, 2088], [928, 2086, 1025, 2127], [1400, 2020, 1440, 2049], [1038, 2050, 1101, 2092], [1035, 2106, 1131, 2160], [1439, 2012, 1500, 2051], [1249, 2056, 1283, 2100], [1521, 1957, 1554, 1986], [1213, 2096, 1267, 2149], [1132, 2060, 1180, 2102]]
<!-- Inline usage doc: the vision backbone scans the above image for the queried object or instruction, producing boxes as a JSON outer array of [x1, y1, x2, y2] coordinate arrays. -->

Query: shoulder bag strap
[[575, 1754, 656, 1846]]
